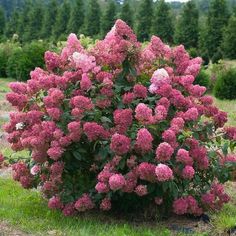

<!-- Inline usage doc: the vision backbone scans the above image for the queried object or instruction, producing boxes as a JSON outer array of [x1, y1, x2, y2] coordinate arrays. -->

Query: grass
[[0, 77, 14, 114], [0, 178, 173, 236], [0, 178, 235, 236], [0, 77, 13, 100]]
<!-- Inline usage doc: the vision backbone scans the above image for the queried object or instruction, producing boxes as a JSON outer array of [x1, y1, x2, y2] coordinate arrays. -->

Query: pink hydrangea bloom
[[170, 117, 185, 133], [176, 149, 193, 166], [188, 85, 206, 97], [135, 128, 153, 153], [184, 108, 199, 121], [133, 84, 147, 98], [122, 92, 134, 104], [95, 182, 109, 193], [135, 185, 148, 196], [109, 174, 126, 191], [50, 162, 64, 176], [110, 133, 131, 155], [173, 197, 188, 215], [113, 109, 133, 129], [62, 203, 76, 217], [97, 169, 113, 182], [75, 194, 95, 212], [48, 196, 63, 209], [72, 52, 96, 73], [156, 142, 174, 161], [80, 73, 92, 91], [182, 166, 195, 179], [221, 154, 236, 165], [47, 147, 64, 161], [149, 68, 170, 93], [135, 103, 153, 124], [155, 164, 173, 182], [155, 105, 168, 121], [100, 198, 111, 211], [70, 95, 94, 110], [9, 82, 27, 94], [44, 51, 60, 71], [138, 162, 156, 182], [214, 111, 228, 128], [157, 97, 170, 109], [162, 129, 176, 145], [30, 165, 41, 175], [19, 176, 33, 189], [224, 127, 236, 140], [123, 170, 137, 193], [47, 108, 61, 121], [6, 93, 28, 110], [201, 193, 215, 206], [83, 122, 109, 141]]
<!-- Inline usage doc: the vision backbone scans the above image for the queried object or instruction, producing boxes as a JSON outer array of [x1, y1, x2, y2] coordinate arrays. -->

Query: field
[[0, 77, 235, 236]]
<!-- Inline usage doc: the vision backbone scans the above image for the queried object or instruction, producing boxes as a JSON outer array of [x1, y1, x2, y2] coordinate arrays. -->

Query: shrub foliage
[[6, 41, 47, 81], [5, 20, 236, 217], [194, 69, 210, 89], [214, 67, 236, 100]]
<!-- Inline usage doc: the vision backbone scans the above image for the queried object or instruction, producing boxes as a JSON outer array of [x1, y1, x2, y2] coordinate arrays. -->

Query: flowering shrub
[[4, 20, 236, 217]]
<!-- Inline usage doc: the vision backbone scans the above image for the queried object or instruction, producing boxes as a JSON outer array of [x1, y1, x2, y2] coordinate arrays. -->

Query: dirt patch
[[0, 221, 30, 236], [0, 167, 12, 178]]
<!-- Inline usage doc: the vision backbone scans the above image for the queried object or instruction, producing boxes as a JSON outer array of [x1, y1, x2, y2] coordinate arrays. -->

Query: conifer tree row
[[1, 0, 236, 60]]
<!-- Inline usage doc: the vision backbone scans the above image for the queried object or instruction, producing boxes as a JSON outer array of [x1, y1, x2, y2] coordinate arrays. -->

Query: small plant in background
[[214, 67, 236, 100], [6, 41, 48, 81], [194, 68, 210, 90], [4, 20, 236, 218]]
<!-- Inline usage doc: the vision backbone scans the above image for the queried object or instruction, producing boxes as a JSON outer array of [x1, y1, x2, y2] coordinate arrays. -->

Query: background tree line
[[0, 0, 236, 62]]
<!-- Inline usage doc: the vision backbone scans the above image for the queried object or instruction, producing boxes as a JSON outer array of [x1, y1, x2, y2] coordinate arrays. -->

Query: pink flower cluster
[[173, 195, 203, 216], [5, 19, 236, 217], [201, 183, 230, 210]]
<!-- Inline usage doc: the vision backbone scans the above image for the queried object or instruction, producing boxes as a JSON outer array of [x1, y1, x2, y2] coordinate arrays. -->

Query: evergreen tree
[[198, 24, 209, 63], [23, 1, 44, 41], [222, 14, 236, 59], [68, 0, 84, 34], [0, 7, 6, 39], [53, 1, 71, 40], [17, 0, 32, 41], [86, 0, 101, 37], [152, 0, 174, 43], [206, 0, 229, 58], [120, 0, 133, 27], [41, 0, 58, 39], [174, 0, 199, 49], [5, 10, 19, 38], [137, 0, 153, 41], [102, 0, 117, 36]]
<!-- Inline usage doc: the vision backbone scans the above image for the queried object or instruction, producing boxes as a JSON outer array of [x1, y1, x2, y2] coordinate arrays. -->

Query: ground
[[0, 76, 235, 236]]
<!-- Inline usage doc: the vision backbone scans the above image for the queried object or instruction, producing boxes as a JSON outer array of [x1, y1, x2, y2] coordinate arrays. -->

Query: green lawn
[[0, 178, 173, 236], [0, 77, 12, 100], [0, 178, 235, 236]]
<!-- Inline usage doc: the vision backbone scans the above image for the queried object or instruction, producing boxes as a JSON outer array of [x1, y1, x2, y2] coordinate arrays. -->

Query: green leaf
[[100, 116, 112, 123], [222, 143, 228, 156], [72, 150, 83, 161]]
